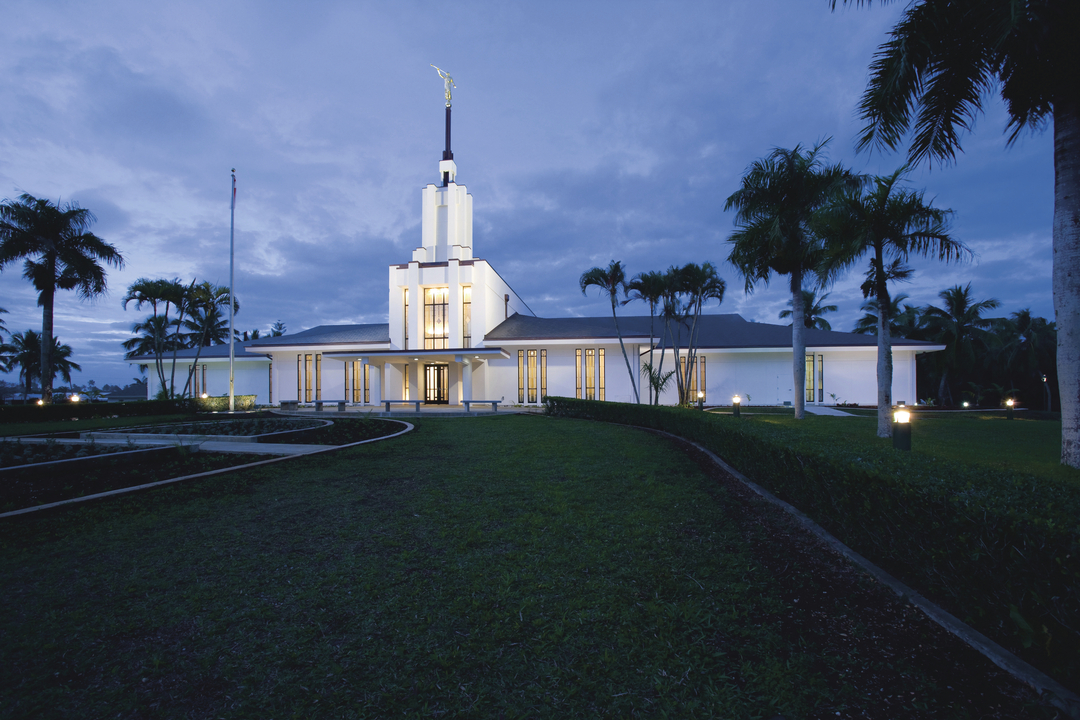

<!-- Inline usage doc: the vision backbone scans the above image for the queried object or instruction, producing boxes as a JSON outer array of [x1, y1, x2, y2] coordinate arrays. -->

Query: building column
[[368, 362, 382, 405], [461, 358, 473, 401]]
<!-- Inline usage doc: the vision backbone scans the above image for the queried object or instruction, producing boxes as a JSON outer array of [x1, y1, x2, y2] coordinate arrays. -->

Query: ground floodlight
[[893, 408, 911, 451]]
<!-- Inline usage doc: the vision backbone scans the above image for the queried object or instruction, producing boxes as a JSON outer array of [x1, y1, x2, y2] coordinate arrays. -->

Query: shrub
[[193, 395, 257, 412], [545, 396, 1080, 687], [0, 398, 196, 424]]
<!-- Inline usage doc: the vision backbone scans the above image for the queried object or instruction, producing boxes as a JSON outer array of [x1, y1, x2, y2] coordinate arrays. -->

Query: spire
[[431, 65, 457, 186]]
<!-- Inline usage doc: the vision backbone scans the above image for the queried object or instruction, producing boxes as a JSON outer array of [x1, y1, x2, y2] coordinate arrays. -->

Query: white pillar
[[462, 359, 473, 401]]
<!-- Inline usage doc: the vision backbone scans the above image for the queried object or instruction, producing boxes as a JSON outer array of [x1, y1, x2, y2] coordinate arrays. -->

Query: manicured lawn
[[0, 413, 192, 438], [744, 411, 1079, 484], [0, 416, 1046, 718]]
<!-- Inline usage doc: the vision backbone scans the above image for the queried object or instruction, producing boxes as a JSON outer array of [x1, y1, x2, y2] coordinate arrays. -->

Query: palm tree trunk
[[655, 315, 669, 405], [1055, 96, 1080, 467], [40, 285, 54, 404], [791, 270, 806, 420], [647, 303, 656, 405], [610, 302, 639, 404], [876, 302, 893, 438]]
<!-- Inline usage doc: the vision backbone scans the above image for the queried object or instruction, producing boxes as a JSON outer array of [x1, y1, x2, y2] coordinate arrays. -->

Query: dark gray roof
[[485, 313, 938, 349], [248, 324, 391, 346]]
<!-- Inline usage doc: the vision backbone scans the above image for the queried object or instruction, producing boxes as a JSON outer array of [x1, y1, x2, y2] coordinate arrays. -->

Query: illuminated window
[[818, 355, 824, 403], [598, 348, 605, 401], [575, 349, 582, 399], [518, 350, 525, 403], [462, 286, 472, 348], [404, 364, 410, 401], [304, 354, 313, 402], [352, 362, 363, 403], [805, 355, 823, 403], [364, 363, 370, 404], [403, 289, 409, 350], [700, 357, 706, 403], [585, 349, 595, 400], [540, 349, 547, 400], [297, 355, 302, 401], [268, 362, 273, 404], [315, 354, 322, 401], [425, 287, 449, 349], [528, 350, 537, 403]]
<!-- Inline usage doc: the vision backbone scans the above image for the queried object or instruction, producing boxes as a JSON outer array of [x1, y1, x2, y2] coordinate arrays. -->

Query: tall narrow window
[[297, 354, 303, 401], [540, 349, 547, 401], [404, 364, 410, 401], [304, 354, 313, 402], [424, 287, 449, 349], [364, 363, 370, 404], [518, 350, 525, 403], [315, 354, 322, 401], [699, 357, 706, 403], [403, 289, 409, 350], [268, 362, 273, 404], [805, 354, 815, 404], [598, 348, 605, 401], [352, 362, 363, 403], [527, 350, 538, 403], [585, 349, 596, 400], [575, 349, 582, 399], [462, 286, 472, 348], [812, 356, 820, 405], [202, 366, 207, 395]]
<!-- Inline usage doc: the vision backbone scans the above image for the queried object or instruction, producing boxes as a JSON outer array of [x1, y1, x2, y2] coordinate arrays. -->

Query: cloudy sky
[[0, 0, 1054, 387]]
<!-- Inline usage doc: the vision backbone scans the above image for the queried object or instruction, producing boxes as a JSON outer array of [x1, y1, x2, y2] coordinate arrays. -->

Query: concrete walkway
[[12, 434, 328, 456]]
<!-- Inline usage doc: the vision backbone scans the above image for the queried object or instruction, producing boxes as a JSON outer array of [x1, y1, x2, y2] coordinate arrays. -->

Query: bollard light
[[201, 393, 209, 399], [962, 401, 969, 408], [732, 395, 741, 418], [70, 394, 80, 403], [36, 399, 44, 406], [893, 408, 911, 451], [1006, 398, 1014, 420], [697, 390, 704, 411]]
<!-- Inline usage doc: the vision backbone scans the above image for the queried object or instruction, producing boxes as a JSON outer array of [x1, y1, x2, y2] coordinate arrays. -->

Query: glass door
[[424, 364, 448, 404]]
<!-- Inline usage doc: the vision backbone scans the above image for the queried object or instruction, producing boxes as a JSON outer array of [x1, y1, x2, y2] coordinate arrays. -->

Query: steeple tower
[[414, 67, 471, 263]]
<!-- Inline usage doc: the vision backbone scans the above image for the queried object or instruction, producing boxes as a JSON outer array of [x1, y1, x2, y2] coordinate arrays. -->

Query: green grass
[[0, 415, 1048, 718], [743, 411, 1079, 484]]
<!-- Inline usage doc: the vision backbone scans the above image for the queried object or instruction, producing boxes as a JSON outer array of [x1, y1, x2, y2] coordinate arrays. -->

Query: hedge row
[[0, 398, 197, 424], [545, 396, 1080, 688], [194, 395, 256, 412]]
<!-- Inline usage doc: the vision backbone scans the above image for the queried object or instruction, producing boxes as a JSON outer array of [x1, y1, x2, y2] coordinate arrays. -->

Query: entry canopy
[[323, 347, 510, 365]]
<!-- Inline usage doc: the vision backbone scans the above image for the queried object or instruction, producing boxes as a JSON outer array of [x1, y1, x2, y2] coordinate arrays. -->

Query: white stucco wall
[[145, 357, 273, 404]]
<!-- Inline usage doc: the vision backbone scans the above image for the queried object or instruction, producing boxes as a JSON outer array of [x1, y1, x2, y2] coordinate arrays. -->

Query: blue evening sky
[[0, 0, 1054, 386]]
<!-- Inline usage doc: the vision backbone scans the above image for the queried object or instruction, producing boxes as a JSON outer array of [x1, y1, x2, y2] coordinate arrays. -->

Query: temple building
[[131, 92, 942, 409]]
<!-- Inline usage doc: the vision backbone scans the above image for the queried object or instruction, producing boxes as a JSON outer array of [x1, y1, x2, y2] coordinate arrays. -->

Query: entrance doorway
[[424, 363, 448, 404]]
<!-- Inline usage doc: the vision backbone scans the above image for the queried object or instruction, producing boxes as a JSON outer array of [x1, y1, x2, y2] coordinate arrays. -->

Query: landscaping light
[[70, 394, 80, 403], [1006, 398, 1014, 420], [893, 408, 911, 451], [732, 394, 741, 418], [201, 393, 209, 399], [697, 390, 704, 411], [36, 399, 43, 406], [962, 401, 969, 408]]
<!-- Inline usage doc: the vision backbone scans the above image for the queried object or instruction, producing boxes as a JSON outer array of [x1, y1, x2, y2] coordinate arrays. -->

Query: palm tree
[[679, 262, 726, 404], [725, 141, 861, 419], [580, 260, 640, 404], [625, 270, 667, 404], [831, 1, 1080, 462], [922, 284, 1001, 406], [853, 293, 923, 338], [122, 278, 185, 394], [5, 330, 81, 401], [0, 194, 124, 404], [780, 289, 838, 330], [820, 167, 968, 437], [179, 282, 237, 397]]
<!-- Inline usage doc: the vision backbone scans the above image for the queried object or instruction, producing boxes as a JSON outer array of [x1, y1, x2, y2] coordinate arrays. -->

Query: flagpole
[[229, 168, 236, 413]]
